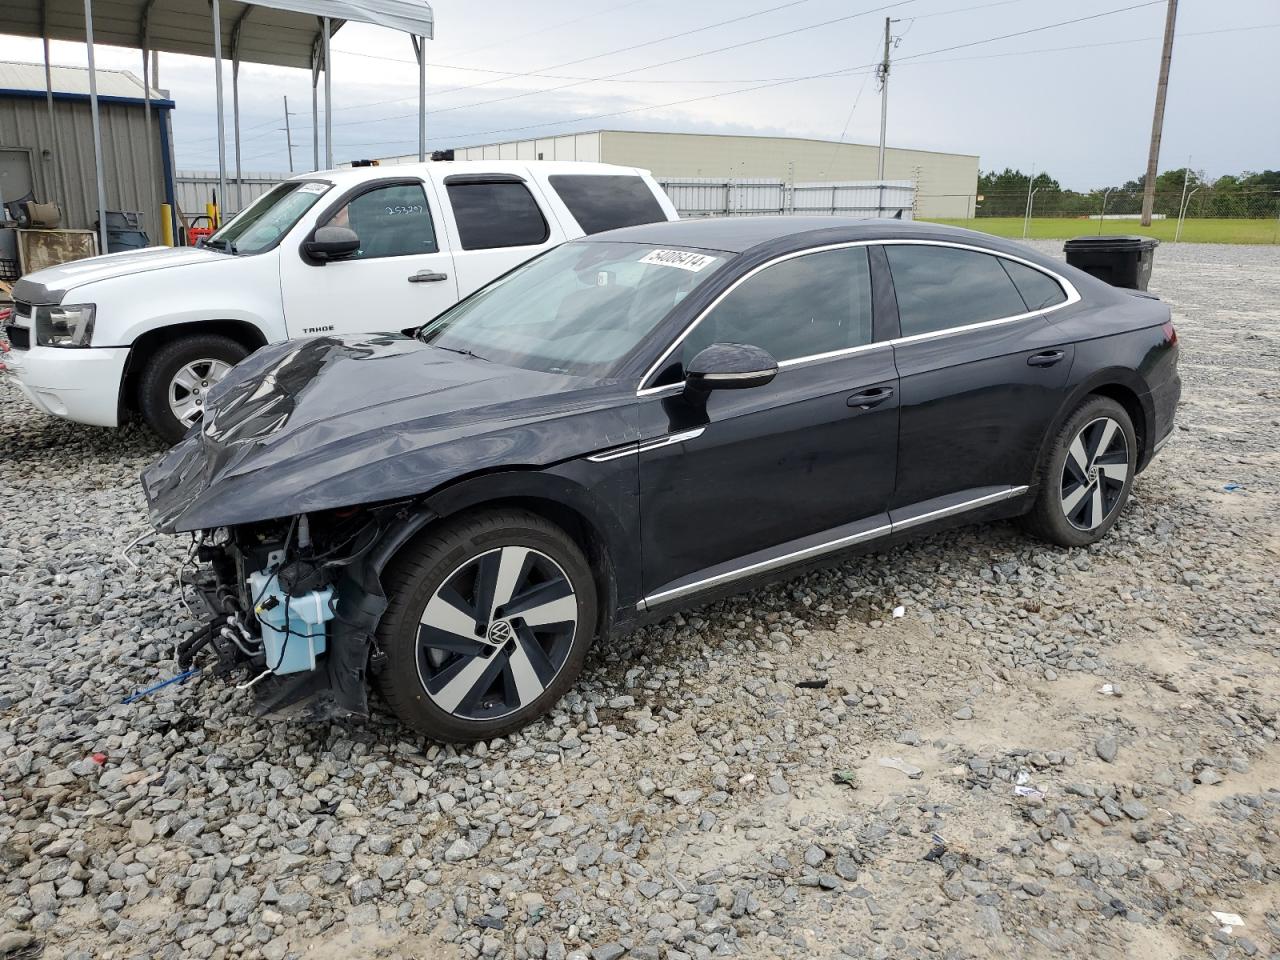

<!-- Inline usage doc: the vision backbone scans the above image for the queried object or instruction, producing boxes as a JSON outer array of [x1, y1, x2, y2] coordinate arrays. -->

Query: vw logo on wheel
[[486, 619, 515, 646]]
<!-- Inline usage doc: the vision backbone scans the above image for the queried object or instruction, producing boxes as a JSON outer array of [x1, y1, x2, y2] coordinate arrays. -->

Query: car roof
[[589, 216, 1023, 255], [290, 159, 650, 188]]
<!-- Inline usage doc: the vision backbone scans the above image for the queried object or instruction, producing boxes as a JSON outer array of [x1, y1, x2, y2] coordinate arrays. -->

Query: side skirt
[[639, 484, 1029, 613]]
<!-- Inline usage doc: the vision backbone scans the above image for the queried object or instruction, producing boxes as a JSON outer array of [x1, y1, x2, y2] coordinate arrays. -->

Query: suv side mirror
[[685, 342, 778, 392], [303, 225, 360, 263]]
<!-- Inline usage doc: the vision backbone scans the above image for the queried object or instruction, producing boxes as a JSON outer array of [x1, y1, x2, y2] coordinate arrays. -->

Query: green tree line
[[974, 168, 1280, 219]]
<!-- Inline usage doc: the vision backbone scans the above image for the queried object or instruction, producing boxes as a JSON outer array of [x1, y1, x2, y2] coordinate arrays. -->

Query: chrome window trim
[[638, 484, 1030, 610], [636, 238, 1080, 397]]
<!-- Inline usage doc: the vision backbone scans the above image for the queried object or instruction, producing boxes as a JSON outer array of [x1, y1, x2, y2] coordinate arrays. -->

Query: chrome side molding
[[587, 427, 706, 463], [639, 484, 1030, 610]]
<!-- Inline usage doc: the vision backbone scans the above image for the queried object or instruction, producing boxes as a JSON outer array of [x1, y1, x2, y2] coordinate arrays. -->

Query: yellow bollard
[[206, 200, 219, 230], [160, 203, 174, 247]]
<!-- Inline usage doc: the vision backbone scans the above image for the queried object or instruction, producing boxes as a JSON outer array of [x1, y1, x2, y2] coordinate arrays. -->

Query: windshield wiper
[[204, 237, 238, 254], [431, 344, 489, 362]]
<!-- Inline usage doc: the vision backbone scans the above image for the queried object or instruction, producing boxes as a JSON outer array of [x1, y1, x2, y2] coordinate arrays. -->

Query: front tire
[[1023, 395, 1136, 547], [138, 334, 248, 444], [375, 509, 598, 743]]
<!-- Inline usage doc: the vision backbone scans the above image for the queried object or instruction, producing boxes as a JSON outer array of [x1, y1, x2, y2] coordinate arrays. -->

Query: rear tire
[[139, 334, 248, 444], [375, 509, 597, 743], [1023, 395, 1136, 547]]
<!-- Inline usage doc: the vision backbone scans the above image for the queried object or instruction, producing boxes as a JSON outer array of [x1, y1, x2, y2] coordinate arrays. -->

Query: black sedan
[[143, 217, 1180, 741]]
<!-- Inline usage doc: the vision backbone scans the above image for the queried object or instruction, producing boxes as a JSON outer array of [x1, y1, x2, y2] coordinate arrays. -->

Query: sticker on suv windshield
[[640, 249, 716, 272], [298, 182, 330, 195]]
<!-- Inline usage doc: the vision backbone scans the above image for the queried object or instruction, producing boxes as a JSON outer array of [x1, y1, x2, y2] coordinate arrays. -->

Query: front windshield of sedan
[[205, 181, 331, 255], [418, 241, 729, 376]]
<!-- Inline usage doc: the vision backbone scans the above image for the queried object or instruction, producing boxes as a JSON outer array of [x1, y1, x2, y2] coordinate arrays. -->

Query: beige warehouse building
[[382, 130, 979, 219]]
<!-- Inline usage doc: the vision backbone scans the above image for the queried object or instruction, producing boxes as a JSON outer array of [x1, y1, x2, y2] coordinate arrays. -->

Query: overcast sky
[[4, 0, 1277, 190]]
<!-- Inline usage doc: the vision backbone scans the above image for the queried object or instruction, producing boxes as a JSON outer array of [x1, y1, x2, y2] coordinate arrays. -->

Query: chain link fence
[[657, 178, 916, 219], [919, 189, 1280, 221]]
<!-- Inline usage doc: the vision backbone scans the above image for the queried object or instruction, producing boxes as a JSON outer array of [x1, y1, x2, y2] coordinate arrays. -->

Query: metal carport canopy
[[0, 0, 434, 70], [0, 0, 433, 251]]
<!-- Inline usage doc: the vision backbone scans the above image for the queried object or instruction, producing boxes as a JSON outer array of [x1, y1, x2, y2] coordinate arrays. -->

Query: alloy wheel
[[168, 358, 234, 428], [1060, 416, 1130, 531], [415, 545, 578, 722]]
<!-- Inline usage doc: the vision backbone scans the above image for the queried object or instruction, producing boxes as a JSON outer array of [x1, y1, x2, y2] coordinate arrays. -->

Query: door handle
[[409, 270, 448, 283], [1027, 350, 1066, 367], [846, 386, 895, 410]]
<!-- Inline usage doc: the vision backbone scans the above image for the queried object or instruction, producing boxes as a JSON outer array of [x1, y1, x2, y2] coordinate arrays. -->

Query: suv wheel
[[138, 334, 249, 444], [1023, 395, 1137, 547], [375, 509, 598, 742]]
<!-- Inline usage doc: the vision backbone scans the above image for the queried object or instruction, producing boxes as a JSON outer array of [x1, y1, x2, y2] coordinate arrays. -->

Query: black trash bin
[[1063, 235, 1158, 291], [95, 210, 151, 253]]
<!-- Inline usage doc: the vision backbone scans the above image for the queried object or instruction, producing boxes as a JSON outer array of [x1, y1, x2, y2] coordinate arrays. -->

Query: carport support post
[[413, 35, 426, 161], [82, 0, 109, 254], [323, 16, 332, 168], [232, 49, 242, 212], [211, 0, 228, 227], [311, 50, 320, 171], [41, 36, 70, 216]]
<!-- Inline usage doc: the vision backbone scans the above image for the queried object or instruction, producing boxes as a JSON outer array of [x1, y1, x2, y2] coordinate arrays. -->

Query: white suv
[[1, 161, 677, 441]]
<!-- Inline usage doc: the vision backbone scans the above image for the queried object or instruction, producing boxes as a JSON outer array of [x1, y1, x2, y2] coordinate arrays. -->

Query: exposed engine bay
[[175, 502, 433, 721]]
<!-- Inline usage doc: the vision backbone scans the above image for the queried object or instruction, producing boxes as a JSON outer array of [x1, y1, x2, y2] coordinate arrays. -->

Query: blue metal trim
[[158, 108, 177, 226], [0, 88, 176, 109]]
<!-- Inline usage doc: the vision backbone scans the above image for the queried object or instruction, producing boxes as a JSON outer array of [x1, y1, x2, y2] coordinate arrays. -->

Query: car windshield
[[418, 241, 729, 376], [205, 181, 331, 255]]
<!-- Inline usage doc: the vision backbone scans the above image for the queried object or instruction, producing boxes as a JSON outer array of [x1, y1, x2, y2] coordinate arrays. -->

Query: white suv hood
[[17, 246, 230, 302]]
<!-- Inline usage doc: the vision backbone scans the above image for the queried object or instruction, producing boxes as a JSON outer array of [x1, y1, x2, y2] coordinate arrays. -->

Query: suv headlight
[[35, 304, 96, 348]]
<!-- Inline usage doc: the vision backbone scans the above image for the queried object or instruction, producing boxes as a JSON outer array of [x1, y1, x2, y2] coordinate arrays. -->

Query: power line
[[327, 0, 915, 130], [894, 0, 1163, 64], [444, 0, 651, 59], [337, 0, 1170, 150], [185, 19, 1275, 166], [316, 0, 1038, 122], [415, 0, 831, 100]]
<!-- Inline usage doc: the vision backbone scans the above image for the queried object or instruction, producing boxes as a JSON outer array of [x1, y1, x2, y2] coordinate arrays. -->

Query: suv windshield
[[205, 181, 331, 255], [419, 241, 729, 377]]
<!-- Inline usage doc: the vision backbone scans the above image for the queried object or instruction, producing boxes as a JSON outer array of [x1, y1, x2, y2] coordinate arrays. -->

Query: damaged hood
[[141, 333, 638, 532]]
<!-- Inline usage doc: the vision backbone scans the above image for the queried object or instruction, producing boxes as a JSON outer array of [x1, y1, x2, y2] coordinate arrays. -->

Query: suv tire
[[138, 334, 249, 444]]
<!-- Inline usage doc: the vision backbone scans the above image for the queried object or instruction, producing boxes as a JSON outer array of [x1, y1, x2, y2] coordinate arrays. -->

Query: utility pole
[[283, 96, 294, 173], [1140, 0, 1178, 226], [876, 16, 894, 181]]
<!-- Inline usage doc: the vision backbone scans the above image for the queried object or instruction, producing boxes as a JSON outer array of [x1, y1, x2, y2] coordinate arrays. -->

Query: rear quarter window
[[548, 174, 668, 235], [446, 181, 549, 250], [1000, 258, 1067, 311]]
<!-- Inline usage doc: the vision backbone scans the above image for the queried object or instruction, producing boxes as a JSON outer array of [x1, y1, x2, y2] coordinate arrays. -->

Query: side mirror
[[685, 342, 778, 392], [303, 225, 360, 263]]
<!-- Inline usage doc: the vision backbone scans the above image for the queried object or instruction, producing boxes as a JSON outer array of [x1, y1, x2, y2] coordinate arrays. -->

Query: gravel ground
[[1, 240, 1278, 960]]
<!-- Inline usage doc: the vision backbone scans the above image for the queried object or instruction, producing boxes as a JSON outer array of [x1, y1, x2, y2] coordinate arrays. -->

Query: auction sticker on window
[[639, 249, 716, 272], [298, 182, 330, 195]]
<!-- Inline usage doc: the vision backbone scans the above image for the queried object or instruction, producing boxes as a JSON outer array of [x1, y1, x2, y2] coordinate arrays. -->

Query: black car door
[[880, 242, 1077, 514], [634, 244, 899, 604]]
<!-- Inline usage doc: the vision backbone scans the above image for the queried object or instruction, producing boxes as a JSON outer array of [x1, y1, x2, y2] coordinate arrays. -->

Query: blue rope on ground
[[122, 668, 201, 704]]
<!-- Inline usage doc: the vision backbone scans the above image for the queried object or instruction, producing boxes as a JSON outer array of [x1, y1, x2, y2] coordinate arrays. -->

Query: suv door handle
[[409, 270, 448, 283], [847, 386, 895, 410], [1027, 350, 1066, 367]]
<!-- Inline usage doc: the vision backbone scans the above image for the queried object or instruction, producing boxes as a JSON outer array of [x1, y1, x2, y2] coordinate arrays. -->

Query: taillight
[[1161, 320, 1177, 346]]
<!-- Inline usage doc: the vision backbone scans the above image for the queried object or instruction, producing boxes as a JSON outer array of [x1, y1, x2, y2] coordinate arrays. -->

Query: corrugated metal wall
[[658, 178, 915, 219], [0, 93, 168, 237], [174, 171, 286, 219]]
